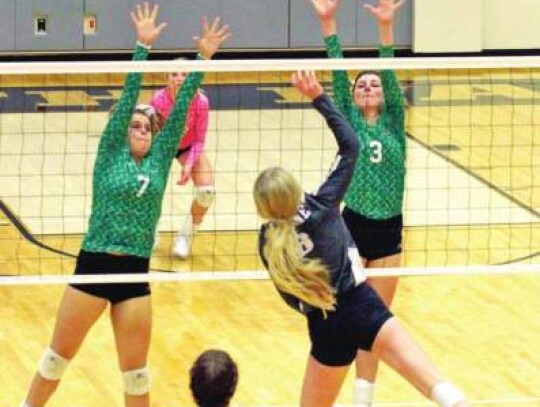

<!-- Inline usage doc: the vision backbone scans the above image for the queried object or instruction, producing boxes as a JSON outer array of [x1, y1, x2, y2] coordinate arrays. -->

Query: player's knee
[[194, 185, 216, 209], [431, 381, 467, 407], [38, 347, 70, 381], [122, 366, 151, 396]]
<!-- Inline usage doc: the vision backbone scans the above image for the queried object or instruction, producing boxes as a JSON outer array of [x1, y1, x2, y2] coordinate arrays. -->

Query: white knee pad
[[431, 381, 467, 407], [194, 185, 216, 208], [122, 367, 151, 396], [38, 347, 69, 381]]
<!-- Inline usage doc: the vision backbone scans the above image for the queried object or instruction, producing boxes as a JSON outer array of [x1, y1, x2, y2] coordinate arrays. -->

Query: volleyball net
[[1, 56, 539, 284]]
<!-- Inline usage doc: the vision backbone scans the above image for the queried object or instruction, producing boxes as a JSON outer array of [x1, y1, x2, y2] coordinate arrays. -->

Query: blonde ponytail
[[263, 221, 335, 311], [254, 167, 336, 312]]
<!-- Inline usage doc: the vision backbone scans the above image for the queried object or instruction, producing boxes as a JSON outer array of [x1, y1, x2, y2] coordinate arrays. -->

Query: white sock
[[21, 402, 32, 407], [179, 214, 195, 238], [354, 379, 375, 406]]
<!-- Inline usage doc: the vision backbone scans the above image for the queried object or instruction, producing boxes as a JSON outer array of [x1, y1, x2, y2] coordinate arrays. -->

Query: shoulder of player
[[150, 87, 168, 107], [152, 87, 168, 99], [193, 90, 209, 106]]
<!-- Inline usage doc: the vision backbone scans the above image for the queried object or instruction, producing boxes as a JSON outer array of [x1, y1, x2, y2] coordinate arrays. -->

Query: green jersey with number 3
[[325, 35, 406, 220]]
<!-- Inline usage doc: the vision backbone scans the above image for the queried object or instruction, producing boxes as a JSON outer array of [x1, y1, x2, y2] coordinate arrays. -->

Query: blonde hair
[[253, 167, 335, 312]]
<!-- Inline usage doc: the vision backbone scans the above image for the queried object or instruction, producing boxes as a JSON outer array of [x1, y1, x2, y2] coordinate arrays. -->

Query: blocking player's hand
[[131, 3, 167, 46]]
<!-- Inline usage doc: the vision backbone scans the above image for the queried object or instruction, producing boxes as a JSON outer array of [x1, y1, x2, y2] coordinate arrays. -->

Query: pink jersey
[[150, 88, 209, 168]]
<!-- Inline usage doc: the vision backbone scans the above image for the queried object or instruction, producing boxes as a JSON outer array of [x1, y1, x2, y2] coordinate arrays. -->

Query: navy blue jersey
[[258, 94, 365, 315]]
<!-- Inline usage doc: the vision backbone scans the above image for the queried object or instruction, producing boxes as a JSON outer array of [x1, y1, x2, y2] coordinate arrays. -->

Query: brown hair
[[352, 70, 381, 91]]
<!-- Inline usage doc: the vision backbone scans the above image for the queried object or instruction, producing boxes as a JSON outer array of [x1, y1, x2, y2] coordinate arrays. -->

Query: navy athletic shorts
[[342, 207, 403, 261], [307, 283, 393, 366], [70, 250, 151, 304]]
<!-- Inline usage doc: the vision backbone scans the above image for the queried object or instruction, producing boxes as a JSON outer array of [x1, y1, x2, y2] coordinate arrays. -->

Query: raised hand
[[194, 17, 231, 60], [131, 2, 168, 46], [292, 71, 324, 101], [364, 0, 405, 25], [309, 0, 341, 21]]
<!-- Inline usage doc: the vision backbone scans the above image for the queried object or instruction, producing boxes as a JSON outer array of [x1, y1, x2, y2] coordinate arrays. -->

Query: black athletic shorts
[[175, 145, 192, 158], [307, 283, 393, 366], [70, 250, 151, 304], [342, 207, 403, 261]]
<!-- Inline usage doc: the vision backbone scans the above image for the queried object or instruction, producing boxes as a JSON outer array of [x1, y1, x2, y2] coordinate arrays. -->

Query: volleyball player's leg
[[301, 355, 349, 407], [174, 153, 214, 258], [25, 286, 107, 406], [190, 153, 215, 224], [354, 217, 401, 404], [372, 318, 469, 407], [111, 295, 152, 407], [356, 254, 401, 373], [366, 254, 401, 305]]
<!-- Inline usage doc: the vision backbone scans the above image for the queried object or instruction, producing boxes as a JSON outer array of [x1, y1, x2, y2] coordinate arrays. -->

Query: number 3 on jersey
[[369, 140, 383, 163]]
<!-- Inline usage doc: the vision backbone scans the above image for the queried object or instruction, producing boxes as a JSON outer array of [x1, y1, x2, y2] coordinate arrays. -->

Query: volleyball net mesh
[[0, 57, 539, 283]]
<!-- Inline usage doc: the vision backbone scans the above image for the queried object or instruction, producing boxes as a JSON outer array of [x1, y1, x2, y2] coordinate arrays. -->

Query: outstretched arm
[[292, 71, 359, 208], [365, 0, 405, 131], [100, 3, 167, 154], [364, 0, 405, 46], [154, 17, 230, 161], [310, 0, 339, 37], [309, 0, 354, 121]]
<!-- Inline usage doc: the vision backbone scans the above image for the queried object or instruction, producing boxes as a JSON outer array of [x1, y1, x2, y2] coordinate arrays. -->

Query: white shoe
[[173, 234, 191, 259], [173, 214, 197, 259]]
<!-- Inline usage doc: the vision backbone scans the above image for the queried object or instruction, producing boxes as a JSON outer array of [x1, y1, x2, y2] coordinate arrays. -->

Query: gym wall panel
[[16, 0, 83, 51], [290, 0, 357, 48], [223, 0, 288, 49], [482, 0, 540, 49], [0, 0, 16, 51], [413, 0, 482, 53]]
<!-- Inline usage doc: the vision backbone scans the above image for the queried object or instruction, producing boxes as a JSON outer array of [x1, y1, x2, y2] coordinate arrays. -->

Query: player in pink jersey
[[151, 69, 214, 258]]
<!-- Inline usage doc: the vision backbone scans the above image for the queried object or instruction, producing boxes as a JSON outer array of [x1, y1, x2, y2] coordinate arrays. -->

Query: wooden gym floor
[[1, 69, 539, 406]]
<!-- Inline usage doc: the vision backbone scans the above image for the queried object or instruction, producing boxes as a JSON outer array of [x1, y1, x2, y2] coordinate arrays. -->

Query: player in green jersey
[[310, 0, 407, 405], [21, 5, 230, 407]]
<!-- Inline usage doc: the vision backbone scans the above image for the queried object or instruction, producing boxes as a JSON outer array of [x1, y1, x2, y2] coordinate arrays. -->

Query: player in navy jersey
[[255, 71, 468, 407]]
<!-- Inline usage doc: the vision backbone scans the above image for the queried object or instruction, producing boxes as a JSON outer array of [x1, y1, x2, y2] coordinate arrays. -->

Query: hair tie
[[270, 219, 291, 227]]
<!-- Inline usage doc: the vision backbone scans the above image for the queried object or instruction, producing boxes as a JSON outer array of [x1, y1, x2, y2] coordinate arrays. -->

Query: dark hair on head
[[190, 350, 238, 407], [352, 70, 381, 90]]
